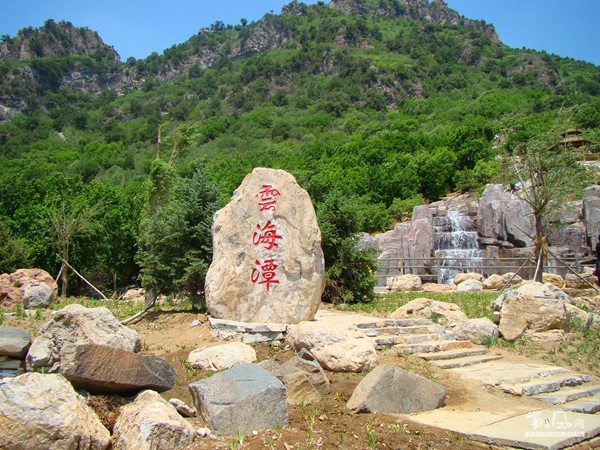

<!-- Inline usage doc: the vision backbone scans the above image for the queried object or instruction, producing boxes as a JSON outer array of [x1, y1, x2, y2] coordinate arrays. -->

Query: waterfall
[[434, 210, 485, 284]]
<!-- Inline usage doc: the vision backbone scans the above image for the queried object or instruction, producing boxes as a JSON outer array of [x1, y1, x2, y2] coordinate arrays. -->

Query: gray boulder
[[0, 372, 110, 449], [477, 184, 510, 242], [112, 390, 195, 450], [21, 280, 55, 308], [346, 365, 446, 414], [59, 344, 175, 394], [26, 304, 142, 373], [499, 295, 569, 342], [0, 325, 31, 358], [504, 197, 535, 247], [188, 363, 288, 436]]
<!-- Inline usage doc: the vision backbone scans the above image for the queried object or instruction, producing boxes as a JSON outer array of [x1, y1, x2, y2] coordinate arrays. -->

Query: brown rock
[[453, 272, 483, 285], [422, 283, 457, 292], [59, 344, 176, 395], [0, 268, 58, 307], [386, 274, 422, 292], [389, 298, 468, 324], [499, 295, 569, 342], [543, 273, 565, 288], [483, 274, 505, 290]]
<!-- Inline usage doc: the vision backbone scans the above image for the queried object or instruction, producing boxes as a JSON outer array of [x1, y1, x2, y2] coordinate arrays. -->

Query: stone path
[[209, 309, 600, 449], [315, 309, 600, 449]]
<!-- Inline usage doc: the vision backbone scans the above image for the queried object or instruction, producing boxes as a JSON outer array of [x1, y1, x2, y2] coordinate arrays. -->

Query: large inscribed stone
[[205, 168, 324, 323]]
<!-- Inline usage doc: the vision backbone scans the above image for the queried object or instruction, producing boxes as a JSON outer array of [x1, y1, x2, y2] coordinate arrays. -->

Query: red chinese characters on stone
[[253, 220, 283, 251], [255, 184, 281, 212], [251, 259, 280, 293]]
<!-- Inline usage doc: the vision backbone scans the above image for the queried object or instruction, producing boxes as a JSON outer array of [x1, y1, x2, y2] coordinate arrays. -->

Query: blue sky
[[1, 0, 598, 66]]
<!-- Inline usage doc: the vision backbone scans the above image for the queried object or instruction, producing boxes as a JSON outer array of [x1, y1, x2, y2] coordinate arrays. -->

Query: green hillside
[[1, 0, 599, 300]]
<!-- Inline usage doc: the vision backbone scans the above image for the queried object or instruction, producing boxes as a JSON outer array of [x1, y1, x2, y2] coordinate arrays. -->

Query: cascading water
[[434, 210, 485, 284]]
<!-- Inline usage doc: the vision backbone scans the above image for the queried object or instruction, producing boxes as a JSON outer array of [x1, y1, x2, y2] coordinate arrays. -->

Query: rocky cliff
[[0, 20, 119, 63]]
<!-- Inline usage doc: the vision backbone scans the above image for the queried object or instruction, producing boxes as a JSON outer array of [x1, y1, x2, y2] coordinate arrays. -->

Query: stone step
[[533, 385, 600, 405], [432, 354, 504, 370], [355, 318, 435, 329], [448, 362, 570, 386], [362, 324, 445, 337], [563, 394, 600, 414], [395, 340, 473, 355], [500, 373, 593, 396], [417, 346, 489, 361], [370, 332, 458, 348]]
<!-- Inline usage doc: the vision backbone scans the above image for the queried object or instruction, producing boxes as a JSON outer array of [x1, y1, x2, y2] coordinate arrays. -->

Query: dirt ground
[[122, 305, 555, 450], [3, 301, 596, 450]]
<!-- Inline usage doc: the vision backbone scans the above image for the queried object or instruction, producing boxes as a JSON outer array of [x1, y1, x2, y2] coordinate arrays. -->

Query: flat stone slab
[[0, 325, 31, 358], [208, 317, 287, 343], [448, 361, 569, 385], [468, 410, 600, 450], [500, 373, 592, 396], [432, 354, 504, 370], [417, 346, 489, 361], [563, 396, 600, 414], [411, 408, 600, 450], [534, 385, 600, 405]]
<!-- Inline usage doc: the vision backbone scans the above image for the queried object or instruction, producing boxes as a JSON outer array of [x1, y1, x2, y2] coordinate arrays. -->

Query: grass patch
[[342, 291, 497, 319]]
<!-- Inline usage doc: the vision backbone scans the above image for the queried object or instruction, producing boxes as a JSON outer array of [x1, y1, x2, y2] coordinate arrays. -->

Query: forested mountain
[[1, 0, 599, 300]]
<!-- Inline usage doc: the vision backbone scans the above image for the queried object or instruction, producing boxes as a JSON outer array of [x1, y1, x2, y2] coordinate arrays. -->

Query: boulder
[[499, 295, 569, 341], [286, 321, 378, 373], [187, 342, 257, 371], [477, 184, 510, 242], [205, 168, 325, 324], [21, 280, 55, 308], [389, 298, 468, 325], [493, 282, 571, 311], [188, 363, 288, 436], [565, 272, 597, 289], [448, 318, 498, 345], [120, 288, 145, 302], [26, 304, 142, 373], [504, 197, 535, 247], [0, 373, 110, 449], [346, 365, 446, 414], [543, 273, 565, 288], [59, 344, 175, 394], [422, 283, 456, 292], [502, 272, 523, 286], [453, 273, 483, 285], [385, 274, 422, 292], [403, 206, 434, 264], [483, 274, 505, 290], [566, 304, 591, 328], [456, 279, 483, 292], [112, 390, 195, 450], [280, 348, 330, 395], [0, 325, 31, 358], [0, 268, 58, 307]]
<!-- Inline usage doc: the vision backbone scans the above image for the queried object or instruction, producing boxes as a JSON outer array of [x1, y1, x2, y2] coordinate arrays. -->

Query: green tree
[[0, 222, 32, 274], [317, 191, 379, 303], [137, 164, 222, 306], [502, 116, 587, 281]]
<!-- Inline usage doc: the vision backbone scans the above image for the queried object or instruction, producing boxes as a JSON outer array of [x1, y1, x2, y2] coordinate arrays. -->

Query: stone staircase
[[353, 316, 600, 415]]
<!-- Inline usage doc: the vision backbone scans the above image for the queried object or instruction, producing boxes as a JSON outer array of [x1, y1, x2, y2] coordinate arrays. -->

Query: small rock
[[169, 398, 197, 417], [196, 427, 211, 437], [389, 298, 468, 325], [453, 273, 483, 285], [456, 279, 483, 292], [188, 320, 201, 328], [543, 273, 565, 288], [449, 318, 498, 345], [258, 359, 285, 381], [482, 274, 505, 290], [112, 390, 196, 449], [422, 283, 456, 293], [187, 342, 257, 371], [386, 274, 422, 292], [21, 280, 55, 308], [0, 325, 31, 358]]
